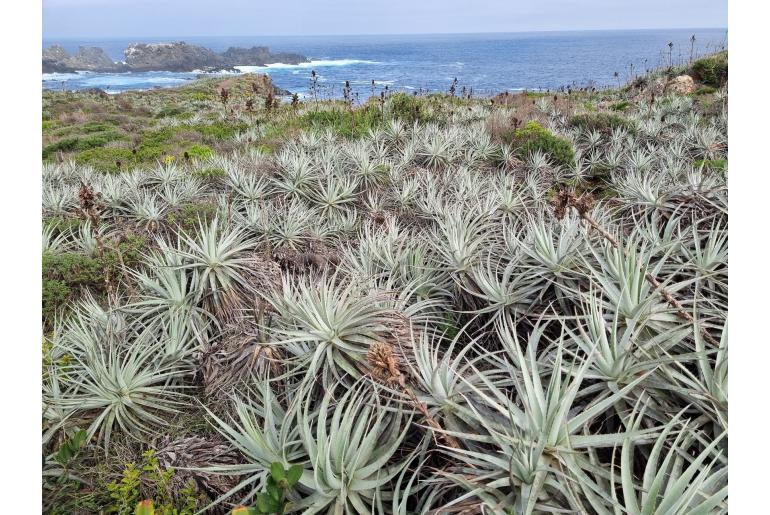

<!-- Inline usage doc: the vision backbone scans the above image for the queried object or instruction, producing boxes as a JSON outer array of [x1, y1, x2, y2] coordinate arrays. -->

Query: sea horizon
[[43, 28, 727, 97]]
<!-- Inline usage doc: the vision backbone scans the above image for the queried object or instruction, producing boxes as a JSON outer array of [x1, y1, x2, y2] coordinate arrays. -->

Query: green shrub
[[155, 106, 186, 118], [136, 145, 169, 163], [75, 147, 136, 173], [387, 93, 423, 124], [512, 121, 576, 169], [44, 216, 86, 235], [691, 53, 728, 87], [107, 450, 202, 515], [185, 144, 214, 160], [166, 202, 217, 230], [42, 279, 71, 322], [43, 251, 103, 287], [691, 85, 717, 96], [81, 122, 118, 133], [191, 167, 226, 181], [609, 101, 631, 111], [299, 105, 383, 138], [42, 251, 102, 322], [186, 91, 209, 101], [42, 234, 146, 324], [693, 158, 727, 172], [194, 121, 248, 140], [43, 131, 123, 159], [568, 113, 634, 134]]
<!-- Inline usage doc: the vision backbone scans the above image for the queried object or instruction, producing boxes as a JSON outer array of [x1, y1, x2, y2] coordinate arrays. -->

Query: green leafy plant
[[108, 450, 202, 515], [690, 52, 728, 87], [568, 112, 634, 134], [233, 462, 303, 514], [512, 121, 576, 169], [107, 462, 142, 514]]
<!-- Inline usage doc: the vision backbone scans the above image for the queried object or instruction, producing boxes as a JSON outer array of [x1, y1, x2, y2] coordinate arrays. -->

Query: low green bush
[[693, 158, 727, 172], [42, 251, 103, 322], [42, 234, 146, 324], [44, 216, 86, 235], [609, 101, 631, 111], [185, 144, 214, 160], [191, 167, 226, 181], [298, 105, 383, 138], [568, 113, 634, 134], [691, 53, 727, 87], [155, 106, 187, 118], [43, 131, 123, 159], [80, 121, 118, 133], [195, 121, 248, 140], [387, 93, 423, 124], [691, 85, 718, 96], [512, 121, 576, 169], [166, 202, 218, 230], [107, 450, 201, 515], [75, 147, 136, 173]]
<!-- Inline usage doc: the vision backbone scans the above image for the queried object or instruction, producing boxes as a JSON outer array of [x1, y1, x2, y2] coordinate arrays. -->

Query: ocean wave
[[42, 71, 92, 81], [235, 59, 380, 72], [349, 79, 395, 85]]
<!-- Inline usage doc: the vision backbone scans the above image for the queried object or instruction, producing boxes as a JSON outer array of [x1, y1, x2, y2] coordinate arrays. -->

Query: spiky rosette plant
[[266, 273, 428, 387], [292, 382, 417, 514]]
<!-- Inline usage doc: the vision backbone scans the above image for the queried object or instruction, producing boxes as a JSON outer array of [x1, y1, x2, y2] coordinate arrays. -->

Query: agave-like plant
[[42, 223, 70, 254], [606, 410, 727, 515], [203, 379, 307, 506], [310, 174, 359, 215], [441, 318, 654, 514], [294, 382, 416, 514], [176, 218, 257, 311], [267, 273, 414, 385], [127, 243, 212, 337], [55, 318, 187, 449]]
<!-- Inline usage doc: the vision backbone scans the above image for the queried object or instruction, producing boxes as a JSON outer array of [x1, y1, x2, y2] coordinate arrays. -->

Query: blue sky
[[43, 0, 727, 38]]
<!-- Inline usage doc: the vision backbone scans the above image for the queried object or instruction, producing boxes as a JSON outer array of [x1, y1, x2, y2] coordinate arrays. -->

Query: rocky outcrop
[[43, 42, 309, 73], [652, 74, 696, 96], [667, 75, 696, 94], [220, 46, 306, 67], [42, 45, 123, 73], [125, 42, 224, 72]]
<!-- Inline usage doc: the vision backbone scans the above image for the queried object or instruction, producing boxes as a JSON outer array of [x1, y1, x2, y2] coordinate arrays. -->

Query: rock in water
[[124, 42, 225, 72], [220, 46, 307, 66], [43, 45, 120, 73], [43, 41, 310, 73]]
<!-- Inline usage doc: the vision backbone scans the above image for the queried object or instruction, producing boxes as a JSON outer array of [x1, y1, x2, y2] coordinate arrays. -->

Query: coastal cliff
[[42, 41, 308, 73]]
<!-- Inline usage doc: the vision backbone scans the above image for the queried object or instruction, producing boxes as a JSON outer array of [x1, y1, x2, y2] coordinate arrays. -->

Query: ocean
[[42, 29, 726, 98]]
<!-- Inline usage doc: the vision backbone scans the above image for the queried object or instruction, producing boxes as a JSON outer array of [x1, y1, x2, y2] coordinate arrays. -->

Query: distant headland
[[42, 41, 309, 73]]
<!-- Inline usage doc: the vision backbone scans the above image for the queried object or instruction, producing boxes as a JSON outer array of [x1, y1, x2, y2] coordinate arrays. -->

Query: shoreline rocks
[[43, 41, 308, 73]]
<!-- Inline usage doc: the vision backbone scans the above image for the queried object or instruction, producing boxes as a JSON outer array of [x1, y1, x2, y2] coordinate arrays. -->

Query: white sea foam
[[235, 59, 380, 72], [78, 75, 191, 87], [42, 71, 91, 81]]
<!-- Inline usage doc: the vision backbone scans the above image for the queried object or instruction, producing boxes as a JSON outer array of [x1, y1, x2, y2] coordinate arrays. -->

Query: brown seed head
[[368, 342, 402, 383]]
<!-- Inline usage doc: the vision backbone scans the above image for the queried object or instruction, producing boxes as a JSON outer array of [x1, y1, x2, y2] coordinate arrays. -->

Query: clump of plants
[[41, 54, 729, 514], [512, 120, 576, 168], [568, 112, 635, 134], [691, 51, 728, 87], [386, 92, 424, 124]]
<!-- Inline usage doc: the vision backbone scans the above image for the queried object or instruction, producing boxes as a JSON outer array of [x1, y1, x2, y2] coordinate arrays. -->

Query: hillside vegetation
[[43, 56, 727, 514]]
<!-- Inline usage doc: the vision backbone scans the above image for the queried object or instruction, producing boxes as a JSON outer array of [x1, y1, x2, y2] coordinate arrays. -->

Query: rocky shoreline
[[42, 41, 308, 73]]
